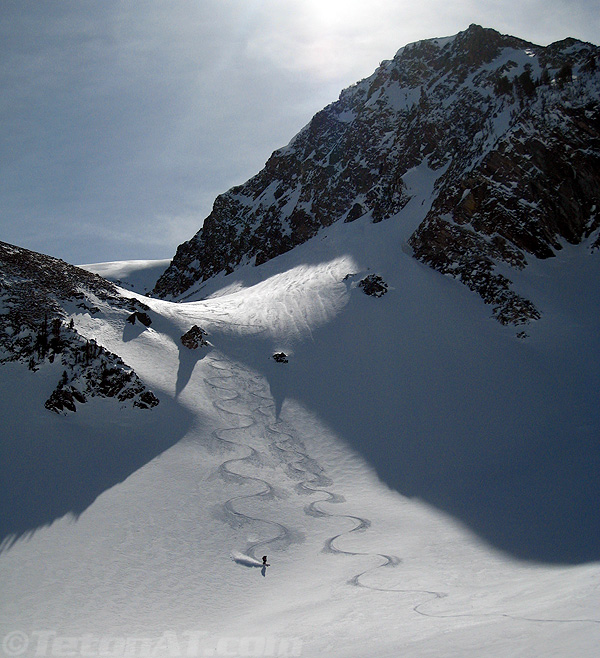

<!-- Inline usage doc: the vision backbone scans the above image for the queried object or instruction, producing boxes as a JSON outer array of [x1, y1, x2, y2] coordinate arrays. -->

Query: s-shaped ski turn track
[[270, 410, 600, 627], [247, 375, 406, 590], [205, 357, 295, 562], [205, 355, 600, 628]]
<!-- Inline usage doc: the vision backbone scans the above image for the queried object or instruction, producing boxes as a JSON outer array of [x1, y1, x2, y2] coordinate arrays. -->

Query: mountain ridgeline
[[0, 241, 159, 413], [153, 25, 600, 325]]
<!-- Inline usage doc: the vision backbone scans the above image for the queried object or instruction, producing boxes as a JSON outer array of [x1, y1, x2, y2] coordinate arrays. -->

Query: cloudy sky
[[1, 1, 598, 265]]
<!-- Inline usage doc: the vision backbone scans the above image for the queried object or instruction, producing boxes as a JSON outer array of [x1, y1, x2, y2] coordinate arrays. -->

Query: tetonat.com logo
[[1, 630, 303, 657]]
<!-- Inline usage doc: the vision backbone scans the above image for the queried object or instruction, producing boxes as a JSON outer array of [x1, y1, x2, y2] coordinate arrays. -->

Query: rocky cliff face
[[0, 241, 159, 413], [154, 25, 600, 324]]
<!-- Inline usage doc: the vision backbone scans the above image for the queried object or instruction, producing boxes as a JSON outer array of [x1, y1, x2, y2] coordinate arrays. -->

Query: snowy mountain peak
[[2, 25, 600, 657], [153, 25, 600, 326]]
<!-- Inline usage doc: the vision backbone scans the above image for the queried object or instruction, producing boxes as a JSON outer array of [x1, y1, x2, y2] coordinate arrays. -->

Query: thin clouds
[[0, 1, 598, 264], [243, 0, 599, 80]]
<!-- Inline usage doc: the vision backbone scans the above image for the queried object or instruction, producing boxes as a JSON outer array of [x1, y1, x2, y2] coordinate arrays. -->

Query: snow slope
[[80, 259, 170, 295], [1, 213, 599, 656]]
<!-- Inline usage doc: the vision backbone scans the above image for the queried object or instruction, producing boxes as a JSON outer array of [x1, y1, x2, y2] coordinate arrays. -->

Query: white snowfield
[[79, 259, 171, 295], [1, 210, 599, 657]]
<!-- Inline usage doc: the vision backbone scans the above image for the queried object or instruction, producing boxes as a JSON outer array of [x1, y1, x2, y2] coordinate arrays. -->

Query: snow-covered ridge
[[80, 259, 170, 295], [0, 241, 160, 413]]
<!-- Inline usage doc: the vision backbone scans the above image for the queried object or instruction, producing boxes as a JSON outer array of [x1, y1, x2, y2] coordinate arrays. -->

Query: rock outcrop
[[180, 325, 208, 350], [153, 25, 600, 324], [127, 311, 152, 327], [0, 241, 159, 413], [359, 274, 388, 298]]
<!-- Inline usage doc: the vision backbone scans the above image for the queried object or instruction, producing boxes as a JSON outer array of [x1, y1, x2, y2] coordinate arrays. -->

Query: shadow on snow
[[0, 378, 194, 552], [206, 253, 600, 565]]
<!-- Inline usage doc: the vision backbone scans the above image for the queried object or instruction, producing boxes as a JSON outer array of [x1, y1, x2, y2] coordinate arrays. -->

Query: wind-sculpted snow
[[154, 25, 600, 326], [170, 255, 356, 350]]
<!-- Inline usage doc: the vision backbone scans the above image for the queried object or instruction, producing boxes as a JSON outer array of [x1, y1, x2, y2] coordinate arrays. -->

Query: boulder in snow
[[181, 325, 208, 350], [127, 311, 152, 327], [359, 274, 388, 297]]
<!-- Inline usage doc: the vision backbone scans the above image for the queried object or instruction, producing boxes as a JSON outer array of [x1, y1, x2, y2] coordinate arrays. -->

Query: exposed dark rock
[[127, 311, 152, 327], [273, 352, 289, 363], [345, 203, 366, 223], [359, 274, 388, 297], [136, 391, 160, 409], [180, 325, 208, 350], [0, 241, 160, 414], [77, 303, 100, 315], [42, 337, 161, 414], [153, 25, 600, 325], [45, 388, 78, 413]]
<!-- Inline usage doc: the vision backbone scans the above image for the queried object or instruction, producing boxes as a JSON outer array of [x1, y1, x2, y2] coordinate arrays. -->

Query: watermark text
[[1, 630, 302, 657]]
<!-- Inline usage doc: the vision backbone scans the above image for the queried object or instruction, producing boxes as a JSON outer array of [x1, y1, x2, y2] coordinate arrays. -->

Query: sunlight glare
[[303, 0, 367, 28]]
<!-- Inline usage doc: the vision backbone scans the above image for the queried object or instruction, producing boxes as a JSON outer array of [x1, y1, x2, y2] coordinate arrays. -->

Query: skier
[[262, 555, 269, 566]]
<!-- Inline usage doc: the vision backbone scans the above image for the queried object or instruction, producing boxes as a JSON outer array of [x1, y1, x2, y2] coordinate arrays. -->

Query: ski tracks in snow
[[204, 355, 599, 627], [205, 358, 294, 561], [263, 412, 404, 589], [205, 354, 405, 590]]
